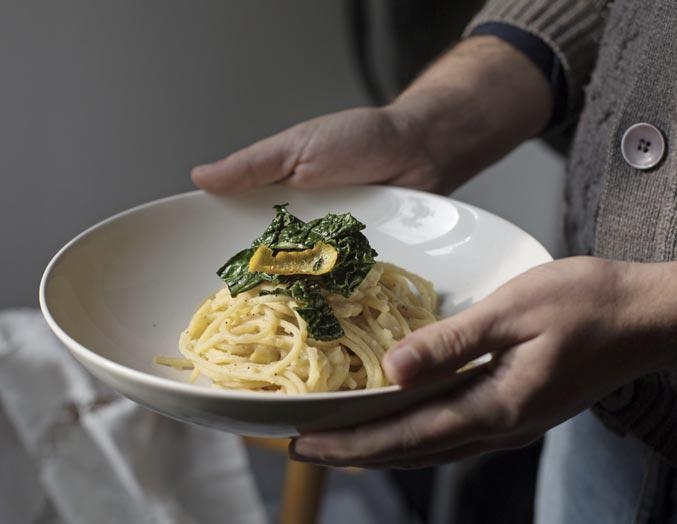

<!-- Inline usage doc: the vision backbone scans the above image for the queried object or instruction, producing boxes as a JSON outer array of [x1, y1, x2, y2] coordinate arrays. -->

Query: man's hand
[[192, 36, 553, 195], [290, 257, 677, 469], [191, 107, 443, 193]]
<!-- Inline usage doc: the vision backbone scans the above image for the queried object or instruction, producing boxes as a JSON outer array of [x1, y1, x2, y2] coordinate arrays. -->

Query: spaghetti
[[156, 262, 437, 393]]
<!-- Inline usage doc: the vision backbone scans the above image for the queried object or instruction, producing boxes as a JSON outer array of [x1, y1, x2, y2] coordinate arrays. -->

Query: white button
[[621, 123, 665, 170]]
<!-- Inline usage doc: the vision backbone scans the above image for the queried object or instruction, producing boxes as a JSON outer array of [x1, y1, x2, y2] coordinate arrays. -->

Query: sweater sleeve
[[463, 0, 610, 118]]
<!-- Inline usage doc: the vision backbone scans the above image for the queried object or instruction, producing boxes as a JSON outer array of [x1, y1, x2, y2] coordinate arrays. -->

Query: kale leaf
[[216, 204, 377, 340], [216, 247, 274, 295], [262, 280, 344, 341], [253, 203, 306, 249], [321, 232, 377, 297], [307, 212, 366, 241]]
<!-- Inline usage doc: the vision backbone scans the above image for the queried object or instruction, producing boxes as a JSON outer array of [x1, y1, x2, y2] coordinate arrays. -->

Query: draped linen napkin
[[0, 309, 267, 524]]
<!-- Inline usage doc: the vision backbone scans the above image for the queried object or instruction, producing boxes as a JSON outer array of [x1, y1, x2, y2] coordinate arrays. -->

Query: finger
[[383, 301, 518, 386], [330, 441, 499, 470], [291, 431, 538, 470], [191, 131, 300, 193], [345, 433, 540, 470], [281, 166, 338, 189], [364, 435, 539, 469], [290, 375, 504, 466], [359, 441, 498, 470]]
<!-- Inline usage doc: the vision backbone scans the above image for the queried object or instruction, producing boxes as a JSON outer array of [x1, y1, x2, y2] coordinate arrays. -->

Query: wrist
[[384, 81, 481, 186], [385, 36, 553, 188]]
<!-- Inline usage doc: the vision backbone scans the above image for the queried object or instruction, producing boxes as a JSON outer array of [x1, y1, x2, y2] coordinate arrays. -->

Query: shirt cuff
[[469, 22, 568, 128], [463, 0, 606, 122]]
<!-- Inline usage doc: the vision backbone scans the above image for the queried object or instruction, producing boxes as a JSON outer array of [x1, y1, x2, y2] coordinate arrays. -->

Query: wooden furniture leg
[[279, 459, 328, 524]]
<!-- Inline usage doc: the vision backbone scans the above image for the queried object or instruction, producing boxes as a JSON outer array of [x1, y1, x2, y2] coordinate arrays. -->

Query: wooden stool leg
[[279, 459, 328, 524]]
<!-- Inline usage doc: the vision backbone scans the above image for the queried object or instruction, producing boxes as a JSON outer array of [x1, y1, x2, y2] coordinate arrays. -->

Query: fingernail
[[191, 164, 213, 178], [289, 448, 311, 462], [291, 438, 329, 464], [386, 345, 422, 380], [293, 437, 319, 458], [288, 439, 309, 462]]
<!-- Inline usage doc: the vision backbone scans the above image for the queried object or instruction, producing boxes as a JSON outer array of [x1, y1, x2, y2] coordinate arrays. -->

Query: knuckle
[[314, 429, 363, 463], [341, 427, 371, 458], [430, 323, 467, 365], [487, 400, 525, 434], [398, 420, 423, 456], [282, 174, 304, 188], [242, 155, 265, 188], [285, 168, 314, 188]]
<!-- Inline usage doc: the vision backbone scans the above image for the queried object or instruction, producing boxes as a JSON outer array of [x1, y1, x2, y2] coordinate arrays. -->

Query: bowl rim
[[39, 186, 552, 402]]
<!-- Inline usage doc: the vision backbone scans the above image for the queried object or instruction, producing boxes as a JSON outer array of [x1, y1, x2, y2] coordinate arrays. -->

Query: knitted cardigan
[[465, 0, 677, 464]]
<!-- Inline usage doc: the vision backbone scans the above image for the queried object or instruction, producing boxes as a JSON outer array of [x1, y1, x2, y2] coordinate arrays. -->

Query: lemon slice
[[249, 242, 338, 275], [248, 242, 338, 275]]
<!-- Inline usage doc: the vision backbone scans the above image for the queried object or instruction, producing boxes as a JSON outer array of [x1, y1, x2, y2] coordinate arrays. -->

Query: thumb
[[383, 303, 508, 386], [191, 130, 298, 193]]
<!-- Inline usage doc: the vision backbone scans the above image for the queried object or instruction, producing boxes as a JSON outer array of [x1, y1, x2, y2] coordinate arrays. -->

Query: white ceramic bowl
[[40, 186, 552, 437]]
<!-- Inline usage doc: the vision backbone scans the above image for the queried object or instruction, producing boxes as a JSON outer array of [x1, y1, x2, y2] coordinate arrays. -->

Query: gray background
[[0, 0, 564, 308]]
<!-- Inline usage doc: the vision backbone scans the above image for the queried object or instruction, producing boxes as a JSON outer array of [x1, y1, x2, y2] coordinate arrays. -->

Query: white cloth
[[0, 309, 267, 524]]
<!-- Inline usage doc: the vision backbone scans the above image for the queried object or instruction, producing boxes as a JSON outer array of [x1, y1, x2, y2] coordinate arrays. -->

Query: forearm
[[385, 36, 554, 187]]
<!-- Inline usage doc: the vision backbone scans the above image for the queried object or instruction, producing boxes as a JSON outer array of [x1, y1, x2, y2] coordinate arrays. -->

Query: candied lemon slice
[[248, 242, 338, 275]]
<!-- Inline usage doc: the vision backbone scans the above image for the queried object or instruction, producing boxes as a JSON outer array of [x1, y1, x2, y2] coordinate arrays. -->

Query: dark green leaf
[[260, 280, 343, 340], [322, 233, 377, 297], [307, 212, 366, 241], [215, 204, 377, 340], [286, 280, 344, 341], [253, 203, 305, 248], [217, 247, 276, 295]]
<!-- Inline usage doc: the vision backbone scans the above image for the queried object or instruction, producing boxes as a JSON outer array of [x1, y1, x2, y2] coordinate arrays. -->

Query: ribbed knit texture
[[565, 0, 650, 259], [466, 0, 677, 466], [464, 0, 609, 117], [594, 0, 677, 262], [589, 0, 677, 467]]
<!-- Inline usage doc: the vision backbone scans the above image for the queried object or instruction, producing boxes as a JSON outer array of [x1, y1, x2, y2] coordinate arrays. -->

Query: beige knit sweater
[[466, 0, 677, 464]]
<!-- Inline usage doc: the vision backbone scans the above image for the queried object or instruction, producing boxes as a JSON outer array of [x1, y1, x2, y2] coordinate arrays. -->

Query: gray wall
[[0, 1, 564, 308]]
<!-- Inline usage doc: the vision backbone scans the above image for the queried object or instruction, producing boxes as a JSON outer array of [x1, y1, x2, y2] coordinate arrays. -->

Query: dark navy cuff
[[470, 22, 568, 128]]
